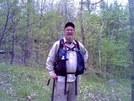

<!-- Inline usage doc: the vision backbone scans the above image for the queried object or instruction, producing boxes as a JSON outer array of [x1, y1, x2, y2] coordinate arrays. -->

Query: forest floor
[[0, 64, 131, 101]]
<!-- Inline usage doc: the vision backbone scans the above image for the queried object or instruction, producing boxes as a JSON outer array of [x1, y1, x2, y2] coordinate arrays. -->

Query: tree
[[0, 0, 19, 49], [128, 0, 134, 100], [58, 0, 77, 23], [98, 1, 130, 78], [0, 0, 21, 64]]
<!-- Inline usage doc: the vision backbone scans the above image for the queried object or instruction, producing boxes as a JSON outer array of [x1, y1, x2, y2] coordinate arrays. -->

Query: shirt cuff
[[49, 70, 55, 75]]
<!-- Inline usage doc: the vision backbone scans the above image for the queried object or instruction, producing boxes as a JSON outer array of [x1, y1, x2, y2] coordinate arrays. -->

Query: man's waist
[[57, 74, 76, 82]]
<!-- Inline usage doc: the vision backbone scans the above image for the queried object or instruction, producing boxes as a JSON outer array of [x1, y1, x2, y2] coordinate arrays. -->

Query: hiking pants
[[55, 81, 79, 101]]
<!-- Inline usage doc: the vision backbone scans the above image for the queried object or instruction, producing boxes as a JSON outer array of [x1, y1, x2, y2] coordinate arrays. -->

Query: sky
[[102, 0, 128, 5], [74, 0, 128, 6]]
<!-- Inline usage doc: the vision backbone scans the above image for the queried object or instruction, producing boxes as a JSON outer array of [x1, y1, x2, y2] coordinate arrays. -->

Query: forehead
[[65, 26, 74, 29]]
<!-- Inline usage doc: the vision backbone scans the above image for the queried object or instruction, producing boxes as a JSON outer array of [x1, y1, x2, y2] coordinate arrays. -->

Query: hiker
[[46, 22, 88, 101]]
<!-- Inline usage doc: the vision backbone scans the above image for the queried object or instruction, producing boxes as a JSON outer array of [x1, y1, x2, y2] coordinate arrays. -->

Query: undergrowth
[[0, 64, 131, 101]]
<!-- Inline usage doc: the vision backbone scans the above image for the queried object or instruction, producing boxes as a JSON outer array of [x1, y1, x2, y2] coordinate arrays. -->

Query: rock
[[108, 79, 116, 85]]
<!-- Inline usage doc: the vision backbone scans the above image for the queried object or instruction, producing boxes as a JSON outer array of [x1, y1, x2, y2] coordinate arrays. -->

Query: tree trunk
[[10, 28, 15, 65], [0, 0, 9, 49], [23, 0, 31, 66], [98, 21, 104, 68], [128, 0, 134, 100], [80, 0, 85, 45]]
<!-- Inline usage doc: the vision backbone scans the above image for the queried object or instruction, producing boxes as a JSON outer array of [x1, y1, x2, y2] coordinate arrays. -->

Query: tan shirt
[[46, 38, 88, 82]]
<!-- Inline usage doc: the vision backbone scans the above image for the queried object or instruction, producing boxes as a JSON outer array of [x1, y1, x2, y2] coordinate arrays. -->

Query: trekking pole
[[51, 79, 55, 101]]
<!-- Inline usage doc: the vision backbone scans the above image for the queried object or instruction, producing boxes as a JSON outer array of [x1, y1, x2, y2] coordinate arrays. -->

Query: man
[[46, 22, 88, 101]]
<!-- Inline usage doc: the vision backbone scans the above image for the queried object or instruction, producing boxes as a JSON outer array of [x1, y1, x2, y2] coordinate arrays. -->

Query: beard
[[66, 35, 74, 42]]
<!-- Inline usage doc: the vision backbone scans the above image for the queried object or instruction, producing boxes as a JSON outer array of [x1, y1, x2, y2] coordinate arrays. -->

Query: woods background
[[0, 0, 131, 79]]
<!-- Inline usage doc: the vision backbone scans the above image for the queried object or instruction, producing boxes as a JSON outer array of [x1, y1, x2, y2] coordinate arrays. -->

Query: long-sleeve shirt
[[46, 38, 88, 82]]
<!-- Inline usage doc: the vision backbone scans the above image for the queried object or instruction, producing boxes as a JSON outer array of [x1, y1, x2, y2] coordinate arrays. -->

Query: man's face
[[64, 26, 75, 42]]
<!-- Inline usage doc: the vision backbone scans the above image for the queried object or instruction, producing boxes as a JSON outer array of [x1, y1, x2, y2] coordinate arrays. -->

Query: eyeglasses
[[65, 29, 74, 32]]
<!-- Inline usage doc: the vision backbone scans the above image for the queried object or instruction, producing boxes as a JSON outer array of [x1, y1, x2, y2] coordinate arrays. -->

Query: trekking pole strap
[[47, 78, 51, 86]]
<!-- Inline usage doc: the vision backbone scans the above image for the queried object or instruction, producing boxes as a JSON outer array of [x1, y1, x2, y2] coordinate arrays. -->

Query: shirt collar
[[63, 37, 76, 44]]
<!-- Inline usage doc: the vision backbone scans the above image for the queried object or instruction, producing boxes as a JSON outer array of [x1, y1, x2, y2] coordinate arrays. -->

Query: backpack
[[54, 38, 85, 76], [54, 38, 86, 95]]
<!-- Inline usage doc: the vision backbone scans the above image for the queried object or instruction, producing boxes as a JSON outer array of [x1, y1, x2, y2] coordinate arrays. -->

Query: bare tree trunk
[[98, 29, 101, 68], [87, 0, 91, 14], [35, 50, 39, 64], [10, 28, 15, 64], [60, 0, 68, 23], [80, 0, 85, 45], [0, 0, 9, 49], [24, 28, 29, 65], [22, 0, 31, 65], [98, 21, 104, 69], [128, 0, 134, 100], [64, 0, 67, 22]]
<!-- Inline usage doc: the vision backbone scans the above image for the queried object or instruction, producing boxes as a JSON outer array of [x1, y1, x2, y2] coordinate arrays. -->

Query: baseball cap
[[64, 22, 75, 29]]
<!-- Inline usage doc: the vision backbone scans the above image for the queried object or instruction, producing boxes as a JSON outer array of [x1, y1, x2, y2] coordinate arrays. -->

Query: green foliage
[[0, 0, 131, 80], [94, 1, 131, 78], [101, 37, 130, 78]]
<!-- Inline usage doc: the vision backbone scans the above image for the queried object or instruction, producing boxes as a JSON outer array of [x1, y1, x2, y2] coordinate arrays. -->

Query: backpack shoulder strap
[[59, 39, 80, 51], [59, 38, 64, 50], [74, 40, 80, 50]]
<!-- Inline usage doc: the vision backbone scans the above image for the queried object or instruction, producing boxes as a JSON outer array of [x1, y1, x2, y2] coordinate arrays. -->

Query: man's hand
[[50, 73, 57, 80]]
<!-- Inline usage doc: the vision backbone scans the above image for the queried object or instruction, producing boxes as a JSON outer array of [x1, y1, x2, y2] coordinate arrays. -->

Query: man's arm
[[46, 41, 59, 79], [78, 41, 88, 62]]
